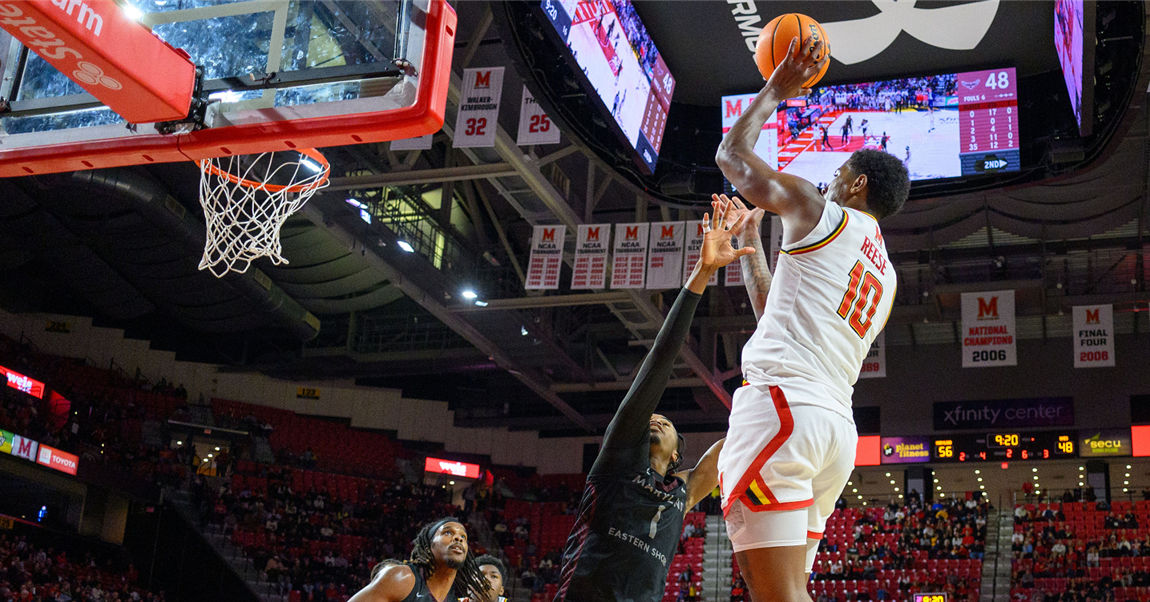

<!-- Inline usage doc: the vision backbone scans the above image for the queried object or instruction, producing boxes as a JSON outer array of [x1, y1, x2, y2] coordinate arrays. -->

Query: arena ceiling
[[0, 1, 1148, 436]]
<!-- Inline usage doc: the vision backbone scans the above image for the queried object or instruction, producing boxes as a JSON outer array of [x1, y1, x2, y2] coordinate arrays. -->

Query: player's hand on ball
[[765, 37, 828, 98], [712, 194, 765, 241], [701, 197, 756, 269]]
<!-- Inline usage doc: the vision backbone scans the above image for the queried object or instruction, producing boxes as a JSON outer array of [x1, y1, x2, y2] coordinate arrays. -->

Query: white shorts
[[718, 384, 856, 566]]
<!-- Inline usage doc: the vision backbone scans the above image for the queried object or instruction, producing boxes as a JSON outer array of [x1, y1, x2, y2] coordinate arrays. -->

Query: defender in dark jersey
[[555, 200, 756, 602], [350, 518, 489, 602]]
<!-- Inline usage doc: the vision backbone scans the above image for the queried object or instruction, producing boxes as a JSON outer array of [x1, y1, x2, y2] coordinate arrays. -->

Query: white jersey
[[741, 201, 896, 418]]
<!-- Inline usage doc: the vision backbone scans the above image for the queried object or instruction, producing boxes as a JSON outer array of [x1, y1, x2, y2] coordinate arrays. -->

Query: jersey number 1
[[836, 261, 883, 338]]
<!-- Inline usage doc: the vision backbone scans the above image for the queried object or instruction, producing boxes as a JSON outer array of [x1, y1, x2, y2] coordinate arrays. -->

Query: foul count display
[[932, 431, 1077, 463]]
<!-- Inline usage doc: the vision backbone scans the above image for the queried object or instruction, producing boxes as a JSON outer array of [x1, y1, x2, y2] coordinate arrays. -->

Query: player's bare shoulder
[[349, 563, 417, 602]]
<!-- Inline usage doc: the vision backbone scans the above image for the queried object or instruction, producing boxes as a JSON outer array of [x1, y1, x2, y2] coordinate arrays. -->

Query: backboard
[[0, 0, 455, 177]]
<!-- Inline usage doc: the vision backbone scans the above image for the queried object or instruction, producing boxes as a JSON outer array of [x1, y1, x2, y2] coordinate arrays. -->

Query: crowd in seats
[[0, 336, 192, 491], [0, 533, 161, 602], [211, 399, 404, 479], [1010, 501, 1150, 602], [730, 496, 988, 602], [197, 461, 463, 602], [664, 514, 707, 602]]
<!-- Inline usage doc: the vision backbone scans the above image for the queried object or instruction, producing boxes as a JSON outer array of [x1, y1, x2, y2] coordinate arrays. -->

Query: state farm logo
[[73, 61, 121, 90], [0, 3, 122, 91]]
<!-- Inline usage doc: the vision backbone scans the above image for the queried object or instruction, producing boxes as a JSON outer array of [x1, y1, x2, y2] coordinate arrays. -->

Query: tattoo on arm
[[739, 234, 772, 321]]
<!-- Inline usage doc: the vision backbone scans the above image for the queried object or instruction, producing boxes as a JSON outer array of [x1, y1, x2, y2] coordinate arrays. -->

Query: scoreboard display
[[932, 431, 1077, 462], [914, 595, 947, 602], [957, 68, 1021, 175]]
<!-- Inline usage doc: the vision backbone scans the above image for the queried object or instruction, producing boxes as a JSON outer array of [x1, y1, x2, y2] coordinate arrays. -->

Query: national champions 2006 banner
[[961, 290, 1016, 367]]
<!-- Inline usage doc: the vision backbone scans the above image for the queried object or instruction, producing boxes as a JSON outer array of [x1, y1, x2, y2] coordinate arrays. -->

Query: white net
[[197, 150, 330, 277]]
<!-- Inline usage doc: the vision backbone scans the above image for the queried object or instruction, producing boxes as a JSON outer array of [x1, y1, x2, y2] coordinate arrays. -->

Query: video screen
[[721, 68, 1021, 187], [1055, 0, 1093, 136], [541, 0, 675, 174]]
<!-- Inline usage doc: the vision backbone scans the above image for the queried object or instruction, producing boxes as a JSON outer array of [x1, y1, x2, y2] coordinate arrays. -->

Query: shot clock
[[932, 431, 1077, 462]]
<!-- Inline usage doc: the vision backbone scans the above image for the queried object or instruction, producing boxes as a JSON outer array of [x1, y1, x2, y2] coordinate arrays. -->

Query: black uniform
[[398, 565, 437, 602], [555, 289, 700, 602]]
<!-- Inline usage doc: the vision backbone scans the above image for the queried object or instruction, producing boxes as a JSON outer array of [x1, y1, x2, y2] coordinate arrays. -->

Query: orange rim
[[202, 148, 330, 194]]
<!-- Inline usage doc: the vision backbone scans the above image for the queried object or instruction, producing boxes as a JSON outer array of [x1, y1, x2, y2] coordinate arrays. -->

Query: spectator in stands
[[350, 519, 489, 602], [474, 555, 506, 602]]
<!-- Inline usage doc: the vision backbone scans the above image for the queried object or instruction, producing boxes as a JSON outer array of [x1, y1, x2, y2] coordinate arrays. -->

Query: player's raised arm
[[719, 194, 772, 321], [593, 202, 753, 476], [679, 437, 725, 509], [715, 38, 827, 231]]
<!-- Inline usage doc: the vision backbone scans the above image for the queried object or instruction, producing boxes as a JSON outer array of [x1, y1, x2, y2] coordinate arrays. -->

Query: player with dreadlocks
[[554, 198, 759, 602], [351, 518, 490, 602]]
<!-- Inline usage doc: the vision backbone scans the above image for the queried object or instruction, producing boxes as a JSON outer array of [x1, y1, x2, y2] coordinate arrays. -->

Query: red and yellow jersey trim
[[782, 210, 849, 256]]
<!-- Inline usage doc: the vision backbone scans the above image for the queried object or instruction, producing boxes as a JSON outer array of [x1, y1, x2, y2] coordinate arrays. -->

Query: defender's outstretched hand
[[700, 198, 756, 270], [712, 194, 765, 241]]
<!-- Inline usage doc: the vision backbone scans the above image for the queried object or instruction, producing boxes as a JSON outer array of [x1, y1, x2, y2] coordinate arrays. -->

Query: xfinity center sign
[[933, 398, 1074, 431]]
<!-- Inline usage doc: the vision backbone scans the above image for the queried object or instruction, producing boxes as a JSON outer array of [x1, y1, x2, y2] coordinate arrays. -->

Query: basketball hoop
[[197, 148, 330, 277]]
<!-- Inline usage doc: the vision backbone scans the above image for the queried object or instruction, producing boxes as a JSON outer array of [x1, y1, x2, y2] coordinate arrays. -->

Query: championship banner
[[525, 225, 566, 290], [724, 262, 744, 287], [391, 134, 433, 151], [1073, 304, 1115, 368], [572, 224, 610, 290], [517, 86, 561, 146], [768, 215, 784, 273], [682, 221, 718, 286], [961, 290, 1016, 367], [858, 331, 886, 379], [646, 222, 686, 289], [611, 223, 650, 289], [453, 67, 504, 148]]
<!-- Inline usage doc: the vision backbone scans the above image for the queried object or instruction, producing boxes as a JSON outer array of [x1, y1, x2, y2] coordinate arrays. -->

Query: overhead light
[[1125, 488, 1129, 492], [462, 290, 478, 300], [847, 481, 852, 486], [1033, 476, 1038, 480], [937, 486, 942, 490], [1079, 482, 1084, 486], [858, 495, 862, 499], [977, 478, 983, 482], [852, 488, 858, 493], [122, 3, 144, 21], [449, 481, 455, 485], [176, 441, 182, 445], [215, 447, 220, 451], [301, 157, 322, 172], [885, 473, 891, 477], [1032, 468, 1038, 472], [1125, 481, 1130, 485], [397, 240, 415, 253], [474, 300, 489, 307], [1128, 465, 1133, 469], [207, 454, 213, 458], [894, 487, 899, 492], [1079, 466, 1085, 471], [975, 470, 980, 475], [889, 480, 895, 485], [979, 485, 984, 490], [521, 326, 529, 336], [898, 494, 903, 499]]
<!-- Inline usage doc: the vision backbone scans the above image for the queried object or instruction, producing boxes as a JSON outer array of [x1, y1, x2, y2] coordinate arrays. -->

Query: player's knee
[[744, 578, 809, 602]]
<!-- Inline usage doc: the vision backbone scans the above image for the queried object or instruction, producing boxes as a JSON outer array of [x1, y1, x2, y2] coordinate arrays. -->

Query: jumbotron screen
[[721, 68, 1021, 186], [541, 0, 675, 174]]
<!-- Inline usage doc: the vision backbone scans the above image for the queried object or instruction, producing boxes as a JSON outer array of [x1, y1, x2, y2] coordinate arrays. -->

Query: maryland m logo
[[661, 225, 676, 239], [1085, 309, 1100, 324], [586, 227, 600, 242], [625, 226, 640, 240], [474, 70, 491, 89], [541, 228, 556, 243], [821, 0, 1001, 65], [977, 297, 998, 319]]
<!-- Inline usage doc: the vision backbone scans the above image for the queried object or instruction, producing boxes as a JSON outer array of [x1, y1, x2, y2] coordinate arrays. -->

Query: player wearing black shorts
[[554, 200, 756, 602]]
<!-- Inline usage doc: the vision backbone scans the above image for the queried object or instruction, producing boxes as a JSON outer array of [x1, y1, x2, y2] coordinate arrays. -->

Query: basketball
[[755, 13, 830, 88]]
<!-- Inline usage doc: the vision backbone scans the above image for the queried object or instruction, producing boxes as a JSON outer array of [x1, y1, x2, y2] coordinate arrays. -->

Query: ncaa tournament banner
[[881, 436, 931, 464], [646, 222, 686, 290], [961, 290, 1016, 367], [453, 67, 504, 148], [1073, 304, 1115, 368], [571, 224, 609, 290], [525, 225, 565, 290], [611, 223, 650, 289], [1079, 428, 1132, 457], [858, 331, 886, 379], [724, 261, 744, 287], [682, 221, 717, 286], [933, 397, 1074, 430], [517, 87, 561, 146]]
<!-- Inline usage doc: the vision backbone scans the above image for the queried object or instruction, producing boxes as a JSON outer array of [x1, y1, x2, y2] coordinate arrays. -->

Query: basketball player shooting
[[713, 37, 910, 602], [554, 199, 757, 602]]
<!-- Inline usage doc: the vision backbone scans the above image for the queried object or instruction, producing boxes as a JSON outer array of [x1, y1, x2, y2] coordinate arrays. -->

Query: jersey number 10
[[836, 261, 884, 338]]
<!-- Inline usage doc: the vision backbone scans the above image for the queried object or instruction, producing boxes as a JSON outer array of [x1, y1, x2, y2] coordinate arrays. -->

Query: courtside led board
[[721, 68, 1021, 184], [0, 0, 455, 176]]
